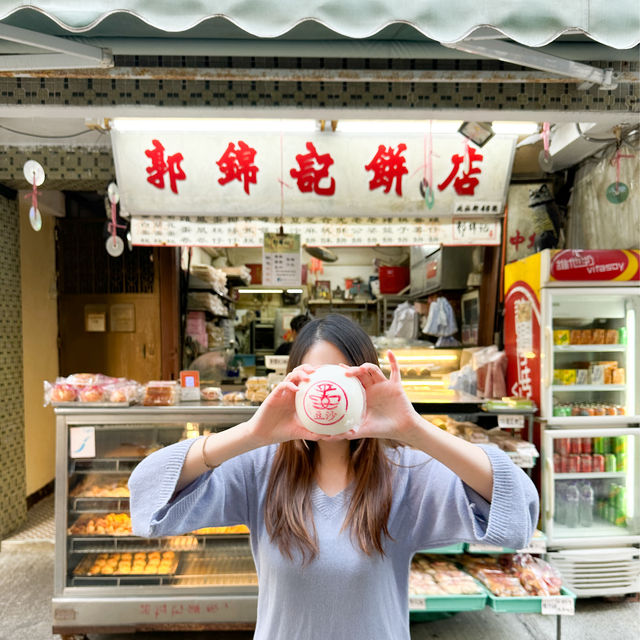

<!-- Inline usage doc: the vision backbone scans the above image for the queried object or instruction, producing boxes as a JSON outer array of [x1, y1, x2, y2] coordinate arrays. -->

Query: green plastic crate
[[418, 543, 465, 554], [409, 588, 487, 613], [487, 586, 576, 614]]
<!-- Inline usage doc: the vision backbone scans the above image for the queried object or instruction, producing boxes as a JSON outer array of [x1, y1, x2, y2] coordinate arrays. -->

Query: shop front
[[0, 2, 639, 636]]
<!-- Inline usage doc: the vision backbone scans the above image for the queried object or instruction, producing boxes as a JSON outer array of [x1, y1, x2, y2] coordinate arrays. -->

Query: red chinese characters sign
[[112, 131, 516, 218]]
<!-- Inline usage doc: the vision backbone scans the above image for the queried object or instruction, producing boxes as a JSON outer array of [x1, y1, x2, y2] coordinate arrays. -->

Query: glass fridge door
[[541, 286, 639, 423], [542, 426, 640, 547]]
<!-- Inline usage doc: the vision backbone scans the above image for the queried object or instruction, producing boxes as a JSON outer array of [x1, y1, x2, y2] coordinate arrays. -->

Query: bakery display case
[[53, 404, 260, 636]]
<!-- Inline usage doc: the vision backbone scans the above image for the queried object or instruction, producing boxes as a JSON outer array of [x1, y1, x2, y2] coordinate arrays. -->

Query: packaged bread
[[143, 381, 178, 406], [569, 330, 581, 345], [592, 329, 605, 344], [612, 367, 625, 385], [605, 329, 619, 344], [201, 386, 223, 401]]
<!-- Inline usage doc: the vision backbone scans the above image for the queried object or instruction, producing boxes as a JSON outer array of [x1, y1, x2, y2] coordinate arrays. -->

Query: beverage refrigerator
[[504, 249, 640, 597]]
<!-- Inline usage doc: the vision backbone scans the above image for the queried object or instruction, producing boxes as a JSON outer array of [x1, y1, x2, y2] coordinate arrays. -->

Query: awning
[[0, 2, 638, 48]]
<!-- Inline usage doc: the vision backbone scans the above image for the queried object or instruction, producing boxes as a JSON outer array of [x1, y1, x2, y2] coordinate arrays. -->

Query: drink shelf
[[554, 472, 626, 480], [553, 345, 626, 353], [551, 385, 626, 392]]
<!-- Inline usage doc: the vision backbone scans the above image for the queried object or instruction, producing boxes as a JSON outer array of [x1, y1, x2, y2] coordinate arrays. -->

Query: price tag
[[519, 536, 547, 554], [541, 596, 574, 616], [497, 414, 525, 429], [467, 543, 505, 553], [409, 596, 427, 611], [69, 426, 96, 459]]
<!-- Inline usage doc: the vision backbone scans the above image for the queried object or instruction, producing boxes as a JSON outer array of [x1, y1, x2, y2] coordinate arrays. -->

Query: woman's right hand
[[246, 365, 325, 446]]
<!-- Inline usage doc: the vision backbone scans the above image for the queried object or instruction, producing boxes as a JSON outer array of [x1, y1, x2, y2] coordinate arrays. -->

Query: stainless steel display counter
[[52, 404, 259, 637]]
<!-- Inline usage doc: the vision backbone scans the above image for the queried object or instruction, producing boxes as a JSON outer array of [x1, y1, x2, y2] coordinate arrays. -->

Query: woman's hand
[[340, 350, 421, 442], [245, 365, 329, 446]]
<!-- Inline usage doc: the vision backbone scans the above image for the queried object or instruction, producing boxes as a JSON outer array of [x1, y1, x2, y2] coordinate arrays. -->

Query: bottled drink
[[565, 483, 580, 527], [579, 482, 594, 527], [554, 484, 566, 525]]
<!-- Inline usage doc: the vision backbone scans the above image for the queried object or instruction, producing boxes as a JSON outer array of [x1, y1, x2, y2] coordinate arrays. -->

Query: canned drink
[[605, 454, 617, 472], [557, 438, 571, 456], [615, 486, 626, 511], [616, 453, 627, 472], [561, 455, 571, 473], [554, 453, 562, 473], [608, 502, 617, 524], [592, 454, 605, 472], [593, 437, 605, 455], [570, 438, 582, 454], [581, 438, 592, 454], [568, 455, 580, 473], [613, 436, 627, 455], [604, 438, 613, 455], [618, 327, 627, 344], [579, 454, 593, 473]]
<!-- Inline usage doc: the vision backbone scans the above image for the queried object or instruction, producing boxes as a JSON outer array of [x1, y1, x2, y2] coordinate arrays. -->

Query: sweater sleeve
[[128, 437, 255, 538], [400, 445, 539, 552]]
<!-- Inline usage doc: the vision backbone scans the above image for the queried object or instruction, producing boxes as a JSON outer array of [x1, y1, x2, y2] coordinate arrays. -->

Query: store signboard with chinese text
[[130, 216, 501, 247], [111, 130, 516, 218]]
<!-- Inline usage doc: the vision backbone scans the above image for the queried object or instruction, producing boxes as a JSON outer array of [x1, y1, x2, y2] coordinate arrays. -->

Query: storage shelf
[[70, 458, 144, 474], [555, 471, 626, 480], [553, 345, 626, 353], [546, 416, 638, 426], [552, 385, 626, 392], [69, 497, 130, 513]]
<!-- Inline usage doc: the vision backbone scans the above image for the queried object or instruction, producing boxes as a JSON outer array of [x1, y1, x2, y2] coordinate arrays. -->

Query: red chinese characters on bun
[[51, 384, 77, 403]]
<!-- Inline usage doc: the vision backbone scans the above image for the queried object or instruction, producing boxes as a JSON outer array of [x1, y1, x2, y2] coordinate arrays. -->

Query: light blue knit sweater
[[129, 440, 538, 640]]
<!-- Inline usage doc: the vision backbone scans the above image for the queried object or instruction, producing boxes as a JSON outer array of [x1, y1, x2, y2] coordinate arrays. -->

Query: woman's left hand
[[339, 350, 420, 442]]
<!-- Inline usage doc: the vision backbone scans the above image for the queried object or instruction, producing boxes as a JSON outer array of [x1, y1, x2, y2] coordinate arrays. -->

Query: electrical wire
[[575, 122, 638, 144], [0, 123, 105, 139]]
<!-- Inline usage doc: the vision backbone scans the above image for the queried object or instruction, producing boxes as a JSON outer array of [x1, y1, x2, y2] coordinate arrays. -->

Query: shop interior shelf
[[553, 345, 626, 353], [546, 415, 638, 426], [551, 385, 626, 392], [70, 458, 143, 474], [70, 574, 177, 587], [486, 586, 576, 614], [554, 471, 626, 480], [68, 534, 251, 554], [69, 497, 130, 513], [550, 520, 632, 540]]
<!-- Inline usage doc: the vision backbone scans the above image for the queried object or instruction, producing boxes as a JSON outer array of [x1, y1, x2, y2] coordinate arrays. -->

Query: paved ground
[[1, 496, 637, 640]]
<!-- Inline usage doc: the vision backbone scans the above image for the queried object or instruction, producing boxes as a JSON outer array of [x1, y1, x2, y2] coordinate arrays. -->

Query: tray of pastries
[[73, 551, 178, 576], [68, 512, 132, 536], [70, 476, 130, 498]]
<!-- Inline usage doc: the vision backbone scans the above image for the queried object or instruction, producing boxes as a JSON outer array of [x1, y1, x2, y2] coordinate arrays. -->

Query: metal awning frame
[[0, 22, 112, 71]]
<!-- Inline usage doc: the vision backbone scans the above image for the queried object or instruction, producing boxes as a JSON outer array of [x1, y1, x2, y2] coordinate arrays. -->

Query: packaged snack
[[201, 386, 223, 401], [612, 368, 625, 385], [50, 383, 77, 403], [553, 330, 570, 345], [592, 329, 605, 344], [143, 381, 178, 406], [589, 364, 606, 385], [575, 369, 589, 385], [605, 329, 619, 344], [562, 370, 577, 386], [78, 385, 106, 402], [581, 329, 593, 344], [104, 381, 142, 404], [569, 330, 581, 345], [509, 554, 562, 596]]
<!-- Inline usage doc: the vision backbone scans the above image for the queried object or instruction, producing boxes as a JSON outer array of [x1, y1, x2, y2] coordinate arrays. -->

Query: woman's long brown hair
[[264, 314, 395, 564]]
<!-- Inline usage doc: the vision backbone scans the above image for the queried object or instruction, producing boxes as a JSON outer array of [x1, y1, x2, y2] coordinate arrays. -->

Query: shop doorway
[[56, 193, 180, 382]]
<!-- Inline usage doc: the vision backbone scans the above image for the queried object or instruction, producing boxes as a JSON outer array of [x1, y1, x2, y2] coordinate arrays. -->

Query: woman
[[129, 314, 538, 639]]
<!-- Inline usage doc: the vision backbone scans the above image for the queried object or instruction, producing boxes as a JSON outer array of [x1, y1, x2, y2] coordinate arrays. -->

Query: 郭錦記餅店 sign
[[111, 130, 516, 218]]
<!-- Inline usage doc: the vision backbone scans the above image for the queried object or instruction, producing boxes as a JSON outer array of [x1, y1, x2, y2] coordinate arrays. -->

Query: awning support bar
[[443, 39, 618, 90], [0, 23, 112, 70]]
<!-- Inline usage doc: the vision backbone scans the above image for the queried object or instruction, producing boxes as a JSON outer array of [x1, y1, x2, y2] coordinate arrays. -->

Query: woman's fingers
[[387, 350, 402, 384], [345, 362, 387, 388]]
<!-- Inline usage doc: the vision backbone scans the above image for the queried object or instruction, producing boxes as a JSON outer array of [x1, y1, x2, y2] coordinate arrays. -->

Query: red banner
[[550, 250, 640, 282], [504, 280, 541, 407]]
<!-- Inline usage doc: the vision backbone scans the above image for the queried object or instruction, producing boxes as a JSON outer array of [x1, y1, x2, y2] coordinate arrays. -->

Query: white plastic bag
[[386, 301, 419, 339]]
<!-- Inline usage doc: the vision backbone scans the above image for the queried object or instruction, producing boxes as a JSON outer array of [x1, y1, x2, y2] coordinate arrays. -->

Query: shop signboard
[[549, 249, 640, 282], [111, 130, 516, 219], [130, 215, 501, 247], [262, 232, 302, 286]]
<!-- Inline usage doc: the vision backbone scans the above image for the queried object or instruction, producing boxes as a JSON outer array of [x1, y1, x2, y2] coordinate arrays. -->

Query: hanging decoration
[[606, 135, 634, 205], [538, 122, 554, 173], [22, 160, 45, 231], [418, 121, 435, 210], [105, 182, 126, 257]]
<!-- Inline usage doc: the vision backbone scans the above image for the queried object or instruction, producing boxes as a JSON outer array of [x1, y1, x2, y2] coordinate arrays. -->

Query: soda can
[[618, 327, 627, 344], [605, 454, 617, 472], [604, 438, 613, 455], [616, 453, 627, 472], [608, 502, 617, 524], [568, 455, 580, 473], [561, 455, 571, 473], [579, 454, 593, 473], [557, 438, 570, 456], [581, 438, 592, 454], [570, 438, 582, 454], [554, 453, 562, 473], [613, 436, 627, 455], [593, 437, 605, 455], [592, 454, 605, 472], [615, 486, 626, 511]]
